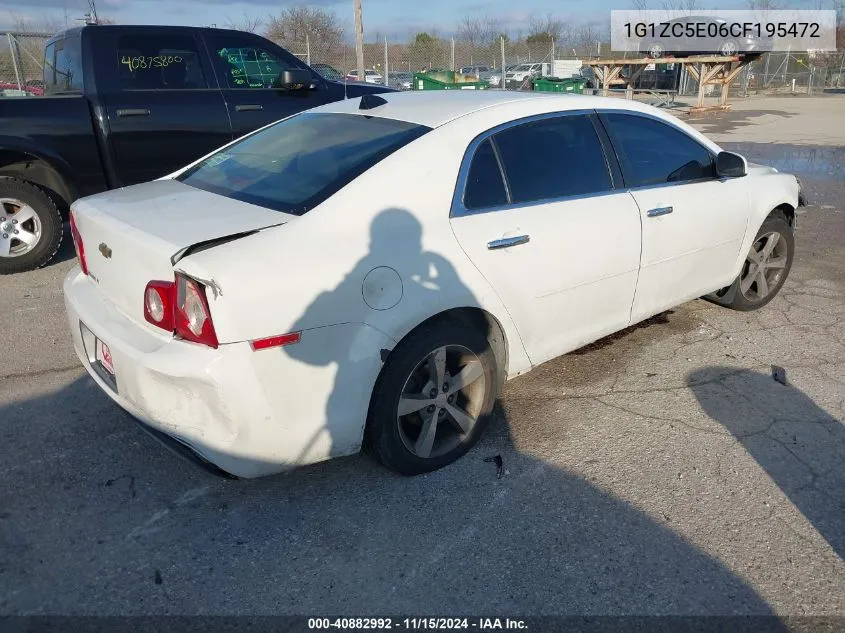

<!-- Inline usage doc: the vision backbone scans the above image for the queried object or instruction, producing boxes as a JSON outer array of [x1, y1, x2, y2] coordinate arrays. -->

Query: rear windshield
[[177, 112, 430, 215]]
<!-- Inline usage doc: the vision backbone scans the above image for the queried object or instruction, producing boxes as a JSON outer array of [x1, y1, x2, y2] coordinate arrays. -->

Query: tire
[[719, 40, 739, 56], [365, 317, 499, 475], [0, 178, 63, 274], [707, 212, 794, 311]]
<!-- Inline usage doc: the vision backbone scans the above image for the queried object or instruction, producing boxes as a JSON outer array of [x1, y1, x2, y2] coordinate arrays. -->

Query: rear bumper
[[63, 267, 391, 478]]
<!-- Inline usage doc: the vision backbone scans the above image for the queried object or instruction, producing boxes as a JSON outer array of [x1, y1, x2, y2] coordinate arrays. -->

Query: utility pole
[[354, 0, 365, 82], [500, 36, 506, 88], [306, 33, 311, 67]]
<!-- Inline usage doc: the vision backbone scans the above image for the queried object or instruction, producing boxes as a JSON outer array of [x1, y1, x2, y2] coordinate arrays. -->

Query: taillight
[[142, 275, 218, 348], [69, 209, 88, 275], [175, 274, 218, 348], [144, 281, 175, 331]]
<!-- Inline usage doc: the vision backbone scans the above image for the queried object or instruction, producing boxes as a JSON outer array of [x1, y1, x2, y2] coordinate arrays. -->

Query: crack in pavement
[[1, 365, 84, 382]]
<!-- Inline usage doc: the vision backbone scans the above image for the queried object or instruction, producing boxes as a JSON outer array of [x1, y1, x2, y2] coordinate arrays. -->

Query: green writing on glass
[[120, 55, 184, 72]]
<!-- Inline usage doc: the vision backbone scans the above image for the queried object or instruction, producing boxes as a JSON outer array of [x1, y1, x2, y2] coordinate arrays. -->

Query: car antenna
[[359, 94, 387, 110]]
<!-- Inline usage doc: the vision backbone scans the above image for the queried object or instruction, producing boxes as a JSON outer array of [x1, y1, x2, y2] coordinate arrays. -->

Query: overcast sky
[[0, 0, 815, 39]]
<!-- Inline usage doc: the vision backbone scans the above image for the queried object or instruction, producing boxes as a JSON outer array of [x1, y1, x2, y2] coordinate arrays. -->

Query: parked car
[[311, 63, 343, 81], [388, 71, 413, 90], [487, 65, 518, 87], [505, 63, 549, 85], [64, 91, 804, 478], [574, 66, 598, 94], [345, 69, 384, 83], [0, 25, 392, 274], [459, 65, 495, 82], [638, 15, 773, 58], [0, 82, 44, 96]]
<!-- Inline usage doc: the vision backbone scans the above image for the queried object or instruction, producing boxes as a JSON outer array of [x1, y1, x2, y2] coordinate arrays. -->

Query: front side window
[[492, 115, 613, 204], [178, 113, 430, 215], [207, 34, 306, 89], [602, 113, 716, 187], [116, 34, 207, 90]]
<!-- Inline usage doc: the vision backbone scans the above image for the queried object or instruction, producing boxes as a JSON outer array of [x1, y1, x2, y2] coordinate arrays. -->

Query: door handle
[[647, 206, 673, 217], [235, 104, 263, 112], [487, 235, 530, 250], [116, 108, 150, 117]]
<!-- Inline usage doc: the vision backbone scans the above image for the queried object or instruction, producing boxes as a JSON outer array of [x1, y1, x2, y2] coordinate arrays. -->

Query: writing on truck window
[[217, 47, 289, 89], [120, 55, 183, 72], [115, 35, 207, 90]]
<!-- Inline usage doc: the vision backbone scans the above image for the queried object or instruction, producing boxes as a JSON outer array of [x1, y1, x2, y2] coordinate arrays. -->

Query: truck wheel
[[0, 178, 63, 274]]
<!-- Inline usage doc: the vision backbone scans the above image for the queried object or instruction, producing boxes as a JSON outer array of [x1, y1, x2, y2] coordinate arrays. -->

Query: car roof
[[311, 90, 667, 129]]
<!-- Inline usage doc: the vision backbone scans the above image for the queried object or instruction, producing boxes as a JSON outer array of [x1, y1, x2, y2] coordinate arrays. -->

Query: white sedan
[[64, 91, 804, 478]]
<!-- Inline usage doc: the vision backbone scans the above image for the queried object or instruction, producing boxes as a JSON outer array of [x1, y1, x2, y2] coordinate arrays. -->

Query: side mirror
[[716, 151, 747, 178], [278, 69, 314, 90]]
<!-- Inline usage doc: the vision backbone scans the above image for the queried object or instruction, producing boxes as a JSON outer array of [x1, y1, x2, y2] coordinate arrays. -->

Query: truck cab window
[[116, 34, 208, 90], [44, 36, 84, 94]]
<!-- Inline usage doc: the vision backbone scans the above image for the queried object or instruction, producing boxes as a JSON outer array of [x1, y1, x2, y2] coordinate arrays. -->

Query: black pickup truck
[[0, 24, 390, 274]]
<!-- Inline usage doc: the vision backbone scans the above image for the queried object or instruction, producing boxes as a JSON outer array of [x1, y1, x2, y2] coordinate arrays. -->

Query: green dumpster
[[532, 77, 588, 94], [412, 71, 490, 91]]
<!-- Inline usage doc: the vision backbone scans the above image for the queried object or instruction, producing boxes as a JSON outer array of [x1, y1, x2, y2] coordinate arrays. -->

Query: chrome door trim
[[451, 188, 630, 219]]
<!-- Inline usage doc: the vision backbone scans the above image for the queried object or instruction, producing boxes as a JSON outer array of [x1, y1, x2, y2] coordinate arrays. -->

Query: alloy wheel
[[0, 198, 42, 258], [740, 231, 788, 301], [396, 345, 486, 459]]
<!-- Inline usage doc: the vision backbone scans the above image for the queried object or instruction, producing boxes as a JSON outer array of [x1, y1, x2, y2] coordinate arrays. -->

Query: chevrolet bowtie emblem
[[99, 243, 112, 259]]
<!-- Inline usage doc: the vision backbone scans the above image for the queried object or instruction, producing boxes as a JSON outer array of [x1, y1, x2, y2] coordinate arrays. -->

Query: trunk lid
[[72, 179, 290, 327]]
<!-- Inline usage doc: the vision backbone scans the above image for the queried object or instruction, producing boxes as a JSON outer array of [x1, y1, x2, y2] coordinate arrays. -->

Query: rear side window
[[464, 140, 507, 210], [178, 113, 430, 215], [116, 34, 208, 90], [44, 36, 84, 94], [602, 113, 716, 187], [493, 115, 612, 204]]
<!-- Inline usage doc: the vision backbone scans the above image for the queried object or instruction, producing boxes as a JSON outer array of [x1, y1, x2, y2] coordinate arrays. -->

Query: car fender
[[728, 172, 800, 281]]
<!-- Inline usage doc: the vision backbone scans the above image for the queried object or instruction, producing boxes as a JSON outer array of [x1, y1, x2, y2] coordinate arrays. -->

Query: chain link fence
[[271, 35, 596, 89], [3, 27, 843, 98], [608, 50, 845, 98], [0, 31, 50, 95], [278, 36, 844, 97], [733, 51, 845, 95]]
